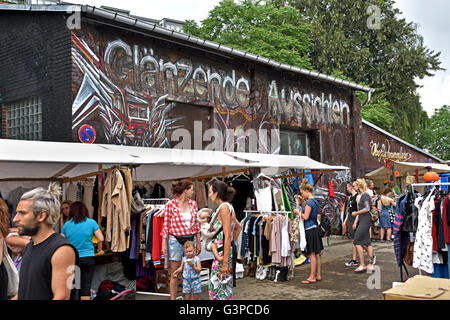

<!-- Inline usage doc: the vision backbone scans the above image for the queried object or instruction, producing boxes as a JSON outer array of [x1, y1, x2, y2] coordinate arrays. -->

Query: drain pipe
[[361, 89, 374, 108]]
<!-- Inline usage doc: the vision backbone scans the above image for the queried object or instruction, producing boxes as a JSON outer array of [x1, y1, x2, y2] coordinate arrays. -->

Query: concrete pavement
[[199, 236, 420, 300]]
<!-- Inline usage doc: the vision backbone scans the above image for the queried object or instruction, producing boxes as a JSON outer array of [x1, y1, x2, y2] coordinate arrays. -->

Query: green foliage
[[271, 0, 443, 143], [183, 0, 313, 70], [416, 105, 450, 160], [360, 97, 394, 129]]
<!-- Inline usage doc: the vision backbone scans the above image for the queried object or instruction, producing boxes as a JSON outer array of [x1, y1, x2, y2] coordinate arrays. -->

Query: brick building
[[0, 4, 443, 191]]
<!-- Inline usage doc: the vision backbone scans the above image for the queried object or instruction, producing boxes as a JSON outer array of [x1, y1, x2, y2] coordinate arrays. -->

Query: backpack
[[318, 214, 331, 238], [315, 201, 330, 238]]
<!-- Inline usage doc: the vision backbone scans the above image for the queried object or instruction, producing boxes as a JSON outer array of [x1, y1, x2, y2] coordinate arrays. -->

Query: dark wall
[[361, 122, 436, 173], [0, 11, 72, 142], [0, 11, 362, 192]]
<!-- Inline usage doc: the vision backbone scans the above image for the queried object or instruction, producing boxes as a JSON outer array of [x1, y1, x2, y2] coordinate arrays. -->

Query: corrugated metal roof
[[0, 3, 374, 93]]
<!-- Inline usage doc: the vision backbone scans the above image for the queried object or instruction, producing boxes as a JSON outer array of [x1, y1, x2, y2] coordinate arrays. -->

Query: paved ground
[[198, 236, 420, 300]]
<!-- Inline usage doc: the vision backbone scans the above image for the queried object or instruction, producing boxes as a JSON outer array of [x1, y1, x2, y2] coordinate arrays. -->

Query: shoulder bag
[[2, 240, 19, 296]]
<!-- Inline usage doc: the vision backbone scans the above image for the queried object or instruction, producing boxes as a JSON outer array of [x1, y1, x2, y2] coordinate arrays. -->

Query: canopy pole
[[222, 167, 226, 181], [98, 164, 103, 227], [58, 179, 64, 233]]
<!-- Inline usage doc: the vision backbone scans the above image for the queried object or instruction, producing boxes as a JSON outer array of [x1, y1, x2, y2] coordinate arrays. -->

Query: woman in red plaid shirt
[[161, 179, 200, 300]]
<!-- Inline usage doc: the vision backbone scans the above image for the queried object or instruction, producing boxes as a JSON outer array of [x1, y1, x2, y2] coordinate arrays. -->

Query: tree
[[416, 105, 450, 160], [183, 0, 313, 70], [271, 0, 443, 143]]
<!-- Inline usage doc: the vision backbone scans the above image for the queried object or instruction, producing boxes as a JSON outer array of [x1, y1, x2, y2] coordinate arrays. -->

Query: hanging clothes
[[281, 182, 293, 219], [121, 167, 133, 211], [150, 183, 166, 199], [393, 193, 410, 267], [227, 177, 254, 221], [264, 215, 275, 257], [443, 195, 450, 244], [413, 192, 435, 274], [66, 182, 77, 202], [271, 215, 283, 265], [82, 180, 95, 218], [101, 168, 131, 253], [254, 186, 272, 212]]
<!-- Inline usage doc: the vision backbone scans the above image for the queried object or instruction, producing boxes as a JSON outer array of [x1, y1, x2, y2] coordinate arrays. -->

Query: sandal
[[301, 279, 316, 284], [354, 266, 367, 273]]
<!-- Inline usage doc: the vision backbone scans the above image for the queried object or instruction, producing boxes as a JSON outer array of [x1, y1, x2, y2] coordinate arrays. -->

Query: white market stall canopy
[[225, 151, 349, 177], [365, 161, 450, 180], [0, 139, 349, 182]]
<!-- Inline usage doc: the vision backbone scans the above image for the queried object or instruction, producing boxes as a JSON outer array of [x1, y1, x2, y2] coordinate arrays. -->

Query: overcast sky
[[78, 0, 449, 117]]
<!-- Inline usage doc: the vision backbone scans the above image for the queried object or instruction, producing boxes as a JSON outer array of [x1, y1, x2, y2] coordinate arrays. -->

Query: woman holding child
[[207, 180, 241, 300]]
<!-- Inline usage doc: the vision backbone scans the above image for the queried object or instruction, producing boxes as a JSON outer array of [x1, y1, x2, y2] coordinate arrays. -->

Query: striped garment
[[393, 194, 407, 267]]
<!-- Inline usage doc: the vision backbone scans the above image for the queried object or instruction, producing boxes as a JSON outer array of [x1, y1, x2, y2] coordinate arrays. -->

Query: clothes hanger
[[206, 176, 219, 184], [232, 172, 250, 181]]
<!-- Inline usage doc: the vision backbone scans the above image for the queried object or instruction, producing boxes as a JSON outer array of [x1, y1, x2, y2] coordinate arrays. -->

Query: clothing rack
[[402, 181, 450, 278], [244, 210, 291, 217], [142, 198, 170, 206], [410, 182, 450, 187]]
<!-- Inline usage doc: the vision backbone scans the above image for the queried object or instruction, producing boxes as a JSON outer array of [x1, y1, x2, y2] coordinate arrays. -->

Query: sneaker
[[274, 268, 281, 283], [260, 266, 268, 280], [371, 255, 377, 265], [345, 259, 359, 267], [255, 265, 262, 280]]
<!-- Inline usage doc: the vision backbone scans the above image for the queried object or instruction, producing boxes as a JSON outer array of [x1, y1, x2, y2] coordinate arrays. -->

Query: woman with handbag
[[1, 198, 10, 300], [352, 179, 376, 273], [161, 179, 200, 300], [207, 180, 238, 300], [1, 198, 18, 300]]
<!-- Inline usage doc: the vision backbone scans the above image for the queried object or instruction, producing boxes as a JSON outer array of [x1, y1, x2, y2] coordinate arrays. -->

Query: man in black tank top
[[11, 184, 78, 300]]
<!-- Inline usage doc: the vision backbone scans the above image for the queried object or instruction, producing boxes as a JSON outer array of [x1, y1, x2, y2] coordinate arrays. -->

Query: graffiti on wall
[[268, 80, 351, 127], [71, 33, 184, 146], [369, 139, 412, 163], [100, 37, 352, 124], [71, 30, 353, 150]]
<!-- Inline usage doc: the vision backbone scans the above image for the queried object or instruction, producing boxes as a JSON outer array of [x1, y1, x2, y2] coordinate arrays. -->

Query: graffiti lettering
[[268, 81, 351, 127], [369, 140, 412, 162], [103, 39, 350, 126]]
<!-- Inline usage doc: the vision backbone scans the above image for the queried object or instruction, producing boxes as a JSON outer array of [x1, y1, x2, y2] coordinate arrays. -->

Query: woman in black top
[[343, 183, 359, 267]]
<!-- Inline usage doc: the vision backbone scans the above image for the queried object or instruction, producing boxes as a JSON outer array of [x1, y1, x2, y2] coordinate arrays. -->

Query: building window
[[280, 130, 309, 156], [6, 97, 43, 140]]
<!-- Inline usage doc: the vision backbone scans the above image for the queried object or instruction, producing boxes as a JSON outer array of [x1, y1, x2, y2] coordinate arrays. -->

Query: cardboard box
[[383, 275, 450, 300]]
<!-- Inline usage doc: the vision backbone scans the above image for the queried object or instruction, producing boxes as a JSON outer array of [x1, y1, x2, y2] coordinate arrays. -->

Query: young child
[[198, 208, 215, 237], [172, 241, 202, 300]]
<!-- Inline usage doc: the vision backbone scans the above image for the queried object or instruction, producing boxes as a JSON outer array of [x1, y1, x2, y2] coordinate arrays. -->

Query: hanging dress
[[413, 193, 435, 274]]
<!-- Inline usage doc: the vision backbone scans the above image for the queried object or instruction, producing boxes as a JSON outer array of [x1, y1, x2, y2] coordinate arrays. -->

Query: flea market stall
[[0, 138, 349, 299], [365, 160, 450, 194], [366, 160, 450, 282]]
